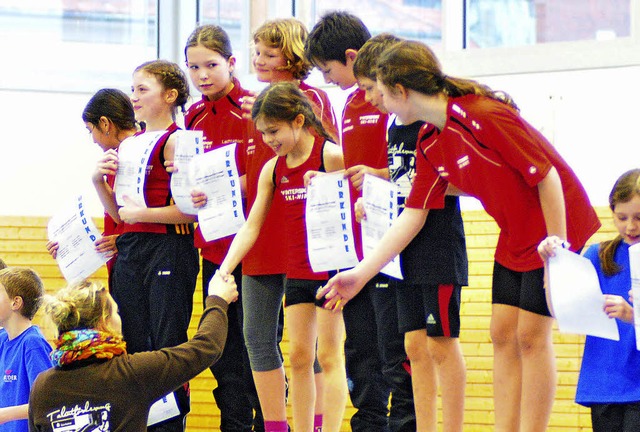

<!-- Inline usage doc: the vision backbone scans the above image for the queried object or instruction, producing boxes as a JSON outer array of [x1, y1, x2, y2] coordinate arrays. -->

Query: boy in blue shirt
[[0, 267, 53, 431]]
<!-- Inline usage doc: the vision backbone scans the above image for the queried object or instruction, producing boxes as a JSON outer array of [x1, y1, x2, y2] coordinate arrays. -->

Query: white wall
[[1, 65, 637, 217]]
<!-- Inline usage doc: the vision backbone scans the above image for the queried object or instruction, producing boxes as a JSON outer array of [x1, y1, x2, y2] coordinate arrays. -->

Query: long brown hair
[[599, 169, 640, 276], [251, 82, 336, 144], [376, 40, 518, 110]]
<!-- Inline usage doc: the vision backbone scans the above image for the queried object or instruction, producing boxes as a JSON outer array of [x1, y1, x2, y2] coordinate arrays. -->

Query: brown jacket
[[28, 296, 229, 431]]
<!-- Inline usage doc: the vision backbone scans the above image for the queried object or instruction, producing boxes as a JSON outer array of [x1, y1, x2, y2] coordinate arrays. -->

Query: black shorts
[[285, 278, 327, 307], [491, 261, 551, 316], [395, 281, 461, 337]]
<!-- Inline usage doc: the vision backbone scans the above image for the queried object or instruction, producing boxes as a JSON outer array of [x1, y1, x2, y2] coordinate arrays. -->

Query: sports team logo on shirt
[[3, 369, 17, 382]]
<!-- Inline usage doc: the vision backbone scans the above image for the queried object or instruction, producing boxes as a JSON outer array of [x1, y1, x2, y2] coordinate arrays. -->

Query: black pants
[[203, 260, 263, 432], [112, 232, 199, 432], [342, 274, 416, 432]]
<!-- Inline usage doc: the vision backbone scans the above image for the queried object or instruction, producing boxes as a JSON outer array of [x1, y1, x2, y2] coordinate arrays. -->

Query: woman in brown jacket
[[28, 271, 237, 431]]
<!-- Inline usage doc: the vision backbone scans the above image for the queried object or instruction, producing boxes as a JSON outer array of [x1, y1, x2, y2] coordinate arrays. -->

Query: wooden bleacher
[[0, 208, 616, 430]]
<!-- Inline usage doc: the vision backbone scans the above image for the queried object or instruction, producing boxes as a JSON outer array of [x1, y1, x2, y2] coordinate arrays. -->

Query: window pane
[[466, 0, 631, 49], [309, 0, 443, 47], [198, 0, 248, 74], [0, 1, 157, 91]]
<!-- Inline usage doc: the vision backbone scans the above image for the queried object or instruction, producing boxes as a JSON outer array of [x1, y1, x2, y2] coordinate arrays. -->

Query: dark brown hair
[[376, 40, 518, 110], [252, 81, 336, 143]]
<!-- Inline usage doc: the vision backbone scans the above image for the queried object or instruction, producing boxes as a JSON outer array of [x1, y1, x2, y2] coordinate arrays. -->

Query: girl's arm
[[118, 200, 197, 225], [345, 165, 390, 191], [323, 141, 345, 172], [317, 207, 429, 309], [92, 149, 121, 224], [0, 404, 28, 424], [537, 166, 567, 239], [219, 158, 277, 275]]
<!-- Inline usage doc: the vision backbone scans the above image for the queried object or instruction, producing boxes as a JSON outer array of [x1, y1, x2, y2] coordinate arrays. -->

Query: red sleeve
[[405, 124, 448, 209]]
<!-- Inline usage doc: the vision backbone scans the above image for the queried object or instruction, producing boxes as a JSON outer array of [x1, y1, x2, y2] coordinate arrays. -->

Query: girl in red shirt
[[320, 40, 600, 431], [218, 82, 346, 432]]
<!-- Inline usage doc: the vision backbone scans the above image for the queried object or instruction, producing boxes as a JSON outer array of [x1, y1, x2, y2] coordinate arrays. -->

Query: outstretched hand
[[316, 269, 367, 311], [208, 270, 238, 304]]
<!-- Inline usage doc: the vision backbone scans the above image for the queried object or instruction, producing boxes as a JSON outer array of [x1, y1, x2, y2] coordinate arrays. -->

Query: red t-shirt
[[406, 94, 600, 271], [341, 87, 389, 259], [274, 135, 328, 280], [185, 78, 249, 264]]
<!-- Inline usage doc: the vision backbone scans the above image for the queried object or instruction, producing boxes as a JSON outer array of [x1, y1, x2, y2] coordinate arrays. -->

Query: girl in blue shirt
[[539, 168, 640, 431]]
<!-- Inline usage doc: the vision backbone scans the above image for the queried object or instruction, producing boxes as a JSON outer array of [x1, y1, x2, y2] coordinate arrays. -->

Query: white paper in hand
[[305, 172, 358, 272], [628, 243, 640, 350], [170, 130, 204, 215], [548, 248, 619, 340], [47, 195, 109, 284]]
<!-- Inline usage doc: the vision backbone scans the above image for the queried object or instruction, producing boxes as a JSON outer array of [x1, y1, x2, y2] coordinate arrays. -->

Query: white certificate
[[115, 131, 165, 207], [170, 130, 204, 215], [629, 243, 640, 349], [361, 174, 403, 279], [548, 248, 619, 340], [192, 143, 245, 241], [306, 172, 358, 272], [147, 391, 180, 426], [47, 195, 109, 284]]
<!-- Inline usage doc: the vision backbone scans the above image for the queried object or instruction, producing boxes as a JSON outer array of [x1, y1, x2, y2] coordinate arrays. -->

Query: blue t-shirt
[[576, 242, 640, 406], [0, 326, 53, 432]]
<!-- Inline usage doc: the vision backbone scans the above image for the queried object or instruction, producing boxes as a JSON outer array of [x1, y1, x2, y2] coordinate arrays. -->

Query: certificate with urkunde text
[[192, 143, 245, 241], [170, 130, 204, 215], [114, 131, 165, 207], [306, 172, 358, 272], [47, 195, 109, 284], [361, 174, 403, 279]]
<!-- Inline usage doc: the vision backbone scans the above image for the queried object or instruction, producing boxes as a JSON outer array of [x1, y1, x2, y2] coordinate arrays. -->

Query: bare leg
[[404, 330, 437, 432], [314, 372, 323, 425], [491, 304, 522, 431], [316, 307, 348, 432], [518, 310, 556, 432], [426, 337, 466, 432], [287, 303, 317, 432], [253, 368, 288, 422]]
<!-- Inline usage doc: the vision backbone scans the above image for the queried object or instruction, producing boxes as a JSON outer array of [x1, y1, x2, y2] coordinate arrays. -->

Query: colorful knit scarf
[[52, 329, 127, 367]]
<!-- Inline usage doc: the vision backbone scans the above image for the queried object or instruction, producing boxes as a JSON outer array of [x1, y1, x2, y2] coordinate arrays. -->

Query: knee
[[317, 347, 344, 373], [289, 345, 315, 372], [516, 326, 551, 354], [246, 341, 282, 372], [404, 332, 429, 363], [426, 337, 460, 366], [490, 321, 518, 348]]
